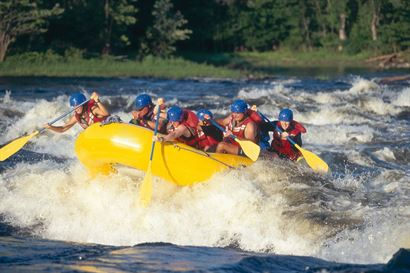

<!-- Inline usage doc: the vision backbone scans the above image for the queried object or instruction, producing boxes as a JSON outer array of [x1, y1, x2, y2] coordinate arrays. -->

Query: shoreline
[[0, 50, 409, 79]]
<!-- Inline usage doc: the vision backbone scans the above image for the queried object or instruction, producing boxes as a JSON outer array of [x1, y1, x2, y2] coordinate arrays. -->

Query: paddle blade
[[295, 144, 329, 173], [234, 138, 260, 161], [139, 161, 153, 206], [0, 131, 39, 161]]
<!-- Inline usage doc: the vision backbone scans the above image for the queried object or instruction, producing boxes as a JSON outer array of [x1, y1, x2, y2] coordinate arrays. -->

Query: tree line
[[1, 0, 409, 62]]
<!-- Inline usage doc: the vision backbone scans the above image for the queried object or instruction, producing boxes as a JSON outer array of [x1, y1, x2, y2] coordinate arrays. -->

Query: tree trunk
[[313, 0, 326, 37], [338, 12, 346, 51], [102, 0, 111, 55], [0, 32, 11, 62], [371, 0, 380, 41], [371, 13, 378, 41], [302, 16, 312, 50]]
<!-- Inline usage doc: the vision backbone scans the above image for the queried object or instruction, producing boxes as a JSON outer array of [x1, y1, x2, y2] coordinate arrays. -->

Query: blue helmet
[[69, 93, 87, 107], [167, 106, 184, 122], [196, 109, 213, 121], [135, 94, 152, 110], [278, 108, 293, 122], [230, 99, 248, 113]]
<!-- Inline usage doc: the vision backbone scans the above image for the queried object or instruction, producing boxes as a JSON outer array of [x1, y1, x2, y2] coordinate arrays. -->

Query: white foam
[[0, 160, 330, 255], [2, 90, 12, 103], [1, 80, 408, 266], [318, 212, 410, 263], [372, 147, 396, 162], [348, 78, 380, 94], [358, 97, 400, 116], [0, 150, 407, 264], [238, 84, 292, 100], [392, 87, 410, 107]]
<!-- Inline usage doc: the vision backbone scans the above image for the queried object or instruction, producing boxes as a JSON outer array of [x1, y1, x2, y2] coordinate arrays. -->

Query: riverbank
[[0, 49, 408, 79]]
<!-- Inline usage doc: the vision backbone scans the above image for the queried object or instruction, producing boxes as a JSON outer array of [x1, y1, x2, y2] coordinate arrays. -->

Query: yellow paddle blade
[[0, 131, 39, 161], [139, 161, 153, 207], [294, 144, 329, 173], [234, 138, 260, 161]]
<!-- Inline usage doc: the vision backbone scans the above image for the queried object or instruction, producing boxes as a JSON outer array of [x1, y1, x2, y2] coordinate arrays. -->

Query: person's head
[[197, 109, 213, 126], [278, 108, 293, 130], [134, 94, 153, 117], [230, 99, 248, 122], [69, 93, 87, 114], [167, 106, 184, 126]]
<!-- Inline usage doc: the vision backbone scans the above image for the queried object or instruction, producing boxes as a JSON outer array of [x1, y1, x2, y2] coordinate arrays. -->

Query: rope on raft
[[172, 143, 236, 169]]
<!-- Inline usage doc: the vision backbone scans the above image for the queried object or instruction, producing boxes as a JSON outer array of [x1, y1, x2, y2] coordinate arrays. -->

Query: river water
[[0, 73, 409, 272]]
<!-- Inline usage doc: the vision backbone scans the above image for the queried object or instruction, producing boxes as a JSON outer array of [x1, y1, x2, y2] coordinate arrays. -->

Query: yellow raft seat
[[75, 123, 253, 186]]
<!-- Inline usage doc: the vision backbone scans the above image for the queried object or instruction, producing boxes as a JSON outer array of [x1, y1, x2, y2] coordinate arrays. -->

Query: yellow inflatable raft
[[75, 123, 253, 186]]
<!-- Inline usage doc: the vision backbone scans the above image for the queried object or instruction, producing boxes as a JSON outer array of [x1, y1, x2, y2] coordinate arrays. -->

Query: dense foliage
[[1, 0, 409, 61]]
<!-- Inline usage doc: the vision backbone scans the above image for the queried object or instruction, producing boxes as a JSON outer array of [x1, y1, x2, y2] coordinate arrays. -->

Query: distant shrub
[[7, 50, 63, 64], [64, 47, 85, 61]]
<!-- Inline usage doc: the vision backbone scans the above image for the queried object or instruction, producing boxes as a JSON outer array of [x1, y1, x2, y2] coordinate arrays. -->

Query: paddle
[[0, 99, 90, 161], [257, 111, 329, 173], [208, 119, 260, 161], [139, 99, 163, 206]]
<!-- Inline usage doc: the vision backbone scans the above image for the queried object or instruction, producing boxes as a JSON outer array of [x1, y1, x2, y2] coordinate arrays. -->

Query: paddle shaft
[[38, 99, 91, 134], [0, 98, 92, 161], [209, 119, 239, 140], [149, 104, 162, 161], [139, 103, 162, 206]]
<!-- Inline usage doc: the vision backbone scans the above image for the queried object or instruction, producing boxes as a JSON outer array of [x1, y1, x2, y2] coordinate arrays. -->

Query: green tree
[[141, 0, 192, 57], [282, 0, 319, 50], [102, 0, 138, 55], [0, 0, 63, 61], [379, 0, 410, 52]]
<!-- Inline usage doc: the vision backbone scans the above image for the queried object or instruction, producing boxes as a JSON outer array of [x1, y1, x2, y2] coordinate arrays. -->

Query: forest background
[[0, 0, 409, 78]]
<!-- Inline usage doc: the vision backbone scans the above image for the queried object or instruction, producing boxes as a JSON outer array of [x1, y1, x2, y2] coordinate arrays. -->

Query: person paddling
[[215, 99, 259, 156], [45, 91, 109, 133], [264, 108, 306, 161], [196, 109, 223, 152], [154, 106, 199, 148], [129, 94, 167, 133]]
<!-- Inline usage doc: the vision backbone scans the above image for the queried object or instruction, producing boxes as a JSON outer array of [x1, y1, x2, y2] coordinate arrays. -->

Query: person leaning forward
[[196, 109, 223, 153], [44, 91, 109, 133], [153, 106, 199, 148], [129, 94, 167, 133]]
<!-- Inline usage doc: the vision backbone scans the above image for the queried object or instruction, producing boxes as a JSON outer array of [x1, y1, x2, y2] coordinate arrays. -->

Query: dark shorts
[[205, 145, 217, 153]]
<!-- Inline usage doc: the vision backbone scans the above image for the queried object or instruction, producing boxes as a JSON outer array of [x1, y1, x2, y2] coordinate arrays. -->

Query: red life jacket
[[270, 120, 306, 161], [168, 109, 199, 148], [246, 109, 263, 125], [75, 100, 106, 129], [224, 115, 255, 147]]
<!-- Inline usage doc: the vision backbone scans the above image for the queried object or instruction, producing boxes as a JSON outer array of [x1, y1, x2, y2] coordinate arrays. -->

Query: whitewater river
[[0, 74, 409, 272]]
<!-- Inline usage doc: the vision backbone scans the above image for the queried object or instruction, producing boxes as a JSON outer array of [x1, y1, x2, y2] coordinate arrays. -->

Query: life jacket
[[246, 109, 263, 125], [224, 110, 262, 147], [270, 120, 306, 161], [197, 125, 221, 150], [224, 115, 255, 147], [75, 100, 106, 129], [168, 109, 199, 148]]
